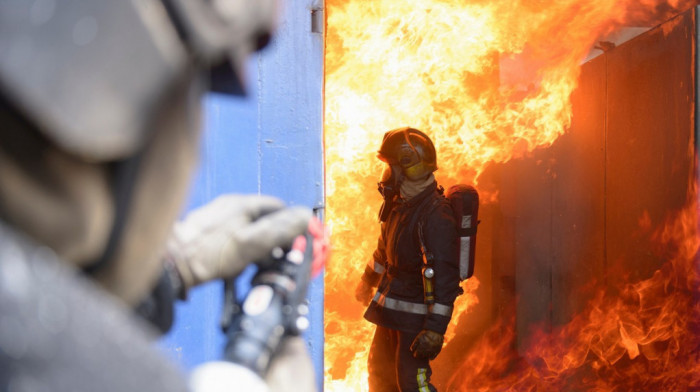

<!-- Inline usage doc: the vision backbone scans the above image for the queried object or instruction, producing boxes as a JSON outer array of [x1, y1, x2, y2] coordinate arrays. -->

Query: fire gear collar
[[409, 329, 444, 360], [166, 194, 313, 295], [400, 173, 435, 201]]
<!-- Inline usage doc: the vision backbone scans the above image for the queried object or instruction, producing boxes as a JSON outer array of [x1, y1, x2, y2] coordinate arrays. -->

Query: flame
[[444, 182, 700, 391], [323, 1, 698, 391]]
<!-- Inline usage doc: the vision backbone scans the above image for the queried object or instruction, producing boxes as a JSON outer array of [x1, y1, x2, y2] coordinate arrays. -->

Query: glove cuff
[[164, 234, 196, 297], [163, 253, 187, 300]]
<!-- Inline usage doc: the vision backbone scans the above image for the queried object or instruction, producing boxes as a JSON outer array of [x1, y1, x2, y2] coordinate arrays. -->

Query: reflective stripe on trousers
[[367, 325, 437, 392], [417, 368, 431, 392]]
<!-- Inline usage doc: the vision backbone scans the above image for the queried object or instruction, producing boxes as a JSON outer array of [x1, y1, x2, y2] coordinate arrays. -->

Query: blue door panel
[[159, 1, 325, 389]]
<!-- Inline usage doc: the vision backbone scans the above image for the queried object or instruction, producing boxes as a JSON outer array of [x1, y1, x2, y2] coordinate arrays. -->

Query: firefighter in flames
[[355, 127, 461, 392]]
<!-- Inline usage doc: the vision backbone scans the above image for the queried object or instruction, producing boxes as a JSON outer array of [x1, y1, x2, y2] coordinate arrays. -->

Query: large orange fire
[[442, 186, 700, 390], [323, 1, 699, 391]]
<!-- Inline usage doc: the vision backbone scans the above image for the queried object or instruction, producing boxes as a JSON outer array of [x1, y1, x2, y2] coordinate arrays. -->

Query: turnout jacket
[[0, 222, 188, 392], [362, 181, 460, 334]]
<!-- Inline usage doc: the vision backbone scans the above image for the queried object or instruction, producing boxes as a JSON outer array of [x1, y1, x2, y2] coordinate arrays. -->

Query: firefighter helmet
[[377, 127, 438, 180]]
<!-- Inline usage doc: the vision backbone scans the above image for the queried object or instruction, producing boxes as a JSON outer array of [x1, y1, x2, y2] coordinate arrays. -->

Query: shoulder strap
[[409, 195, 440, 239], [411, 194, 443, 260]]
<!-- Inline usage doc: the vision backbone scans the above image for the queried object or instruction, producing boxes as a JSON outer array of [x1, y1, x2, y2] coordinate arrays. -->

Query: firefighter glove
[[354, 278, 375, 306], [166, 194, 313, 296], [410, 329, 444, 360]]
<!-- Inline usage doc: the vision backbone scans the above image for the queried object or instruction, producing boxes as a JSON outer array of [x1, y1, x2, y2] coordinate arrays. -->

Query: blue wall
[[159, 1, 325, 389]]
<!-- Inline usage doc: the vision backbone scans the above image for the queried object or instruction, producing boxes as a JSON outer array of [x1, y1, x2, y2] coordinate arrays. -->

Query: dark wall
[[482, 7, 696, 351]]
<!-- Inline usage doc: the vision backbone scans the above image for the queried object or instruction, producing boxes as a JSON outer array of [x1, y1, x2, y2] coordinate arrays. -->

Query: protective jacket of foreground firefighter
[[0, 1, 326, 392], [355, 127, 460, 392]]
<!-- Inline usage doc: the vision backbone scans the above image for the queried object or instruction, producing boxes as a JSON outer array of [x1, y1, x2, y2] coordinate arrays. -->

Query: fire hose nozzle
[[221, 231, 316, 377]]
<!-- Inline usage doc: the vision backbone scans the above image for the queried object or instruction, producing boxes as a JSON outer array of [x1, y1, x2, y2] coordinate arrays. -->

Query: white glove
[[166, 194, 313, 295]]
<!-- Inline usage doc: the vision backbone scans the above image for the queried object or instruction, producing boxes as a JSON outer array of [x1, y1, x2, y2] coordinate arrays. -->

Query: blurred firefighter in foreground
[[0, 1, 325, 391], [355, 128, 461, 392]]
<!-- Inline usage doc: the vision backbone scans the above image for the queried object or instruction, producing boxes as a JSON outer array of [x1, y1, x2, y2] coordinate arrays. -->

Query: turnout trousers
[[367, 325, 437, 392]]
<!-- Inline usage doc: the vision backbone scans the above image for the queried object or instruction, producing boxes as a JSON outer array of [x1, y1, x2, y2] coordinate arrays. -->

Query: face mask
[[377, 165, 403, 222]]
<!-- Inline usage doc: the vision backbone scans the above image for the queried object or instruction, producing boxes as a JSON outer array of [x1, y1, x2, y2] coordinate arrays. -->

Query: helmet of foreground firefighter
[[376, 127, 438, 221], [0, 0, 279, 304]]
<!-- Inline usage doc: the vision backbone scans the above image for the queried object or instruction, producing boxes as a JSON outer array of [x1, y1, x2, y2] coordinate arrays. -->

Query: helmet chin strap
[[82, 148, 145, 275]]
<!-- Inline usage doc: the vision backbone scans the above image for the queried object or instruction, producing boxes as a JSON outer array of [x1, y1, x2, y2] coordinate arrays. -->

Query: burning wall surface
[[324, 1, 699, 391], [445, 9, 699, 390]]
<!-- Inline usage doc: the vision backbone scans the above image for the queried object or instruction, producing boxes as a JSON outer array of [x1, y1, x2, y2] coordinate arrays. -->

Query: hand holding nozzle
[[221, 216, 327, 379], [183, 198, 327, 392], [165, 194, 313, 297]]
